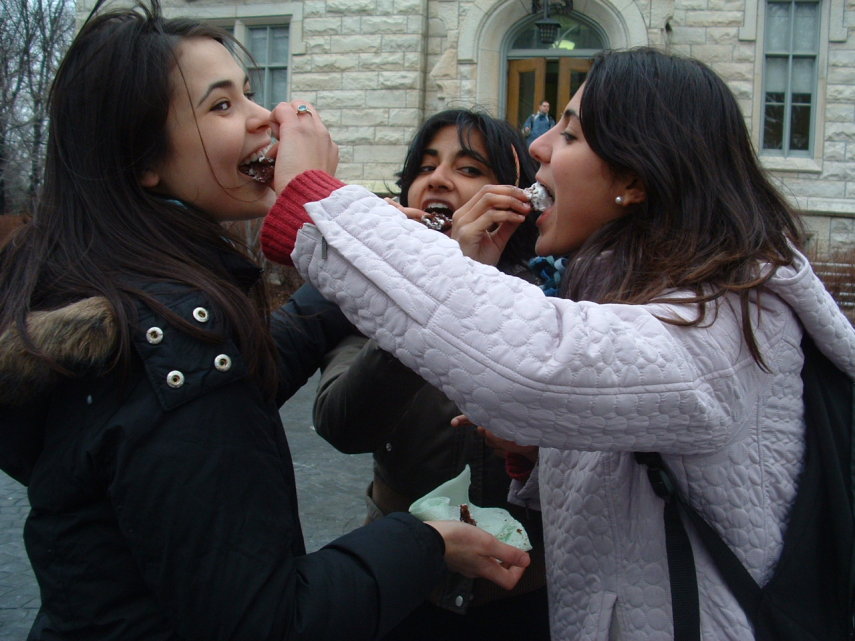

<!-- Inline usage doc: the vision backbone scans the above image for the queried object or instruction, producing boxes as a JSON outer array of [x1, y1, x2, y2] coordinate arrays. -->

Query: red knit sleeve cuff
[[261, 170, 346, 266], [505, 452, 536, 482]]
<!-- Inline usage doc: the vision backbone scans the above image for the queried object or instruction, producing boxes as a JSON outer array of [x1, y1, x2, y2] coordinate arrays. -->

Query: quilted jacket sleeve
[[285, 182, 749, 455]]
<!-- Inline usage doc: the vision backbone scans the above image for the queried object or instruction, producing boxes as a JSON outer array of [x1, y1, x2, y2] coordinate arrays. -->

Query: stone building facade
[[92, 0, 854, 250]]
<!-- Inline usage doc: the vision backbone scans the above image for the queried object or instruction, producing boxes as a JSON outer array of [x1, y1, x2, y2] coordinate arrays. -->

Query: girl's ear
[[139, 169, 160, 188], [619, 175, 647, 206]]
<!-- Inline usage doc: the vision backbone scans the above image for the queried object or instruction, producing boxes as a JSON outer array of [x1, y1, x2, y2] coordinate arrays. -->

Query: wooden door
[[507, 58, 546, 131], [555, 58, 593, 111], [507, 58, 593, 129]]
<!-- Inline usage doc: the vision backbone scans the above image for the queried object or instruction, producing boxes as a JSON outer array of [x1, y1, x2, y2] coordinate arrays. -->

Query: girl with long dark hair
[[261, 48, 855, 640], [0, 3, 529, 639]]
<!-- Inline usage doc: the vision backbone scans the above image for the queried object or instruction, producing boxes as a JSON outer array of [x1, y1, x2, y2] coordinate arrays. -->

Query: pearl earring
[[615, 196, 624, 205]]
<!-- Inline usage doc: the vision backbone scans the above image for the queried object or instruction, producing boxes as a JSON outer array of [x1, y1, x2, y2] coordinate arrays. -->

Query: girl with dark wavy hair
[[313, 108, 550, 641]]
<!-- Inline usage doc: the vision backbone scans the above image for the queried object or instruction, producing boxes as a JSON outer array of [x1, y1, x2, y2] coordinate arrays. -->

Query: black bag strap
[[800, 336, 855, 636], [637, 335, 855, 640], [635, 451, 700, 640], [634, 452, 764, 640]]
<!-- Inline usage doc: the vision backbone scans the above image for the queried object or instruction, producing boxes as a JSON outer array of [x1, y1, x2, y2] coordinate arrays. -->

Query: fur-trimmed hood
[[0, 297, 118, 406], [0, 298, 117, 485]]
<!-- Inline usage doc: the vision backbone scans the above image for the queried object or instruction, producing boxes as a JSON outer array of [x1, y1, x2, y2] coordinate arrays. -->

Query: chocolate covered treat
[[239, 156, 275, 184], [523, 182, 553, 212]]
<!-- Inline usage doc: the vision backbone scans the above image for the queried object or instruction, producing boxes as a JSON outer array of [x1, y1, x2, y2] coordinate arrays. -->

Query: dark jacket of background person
[[0, 276, 446, 641], [314, 334, 549, 639]]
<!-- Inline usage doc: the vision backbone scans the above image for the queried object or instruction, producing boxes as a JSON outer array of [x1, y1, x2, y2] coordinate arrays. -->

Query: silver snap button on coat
[[454, 595, 464, 608], [166, 370, 185, 388], [214, 354, 232, 372], [192, 307, 210, 323], [146, 327, 164, 344]]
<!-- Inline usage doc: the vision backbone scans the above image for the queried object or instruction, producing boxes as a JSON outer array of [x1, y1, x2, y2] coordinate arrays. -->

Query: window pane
[[248, 28, 268, 64], [249, 68, 264, 95], [763, 105, 784, 150], [244, 26, 289, 108], [271, 27, 289, 62], [793, 3, 818, 50], [764, 57, 787, 93], [766, 91, 785, 105], [761, 0, 817, 155], [789, 104, 811, 150], [518, 70, 536, 127], [271, 69, 288, 104], [511, 14, 605, 51], [791, 57, 814, 94], [765, 2, 791, 51]]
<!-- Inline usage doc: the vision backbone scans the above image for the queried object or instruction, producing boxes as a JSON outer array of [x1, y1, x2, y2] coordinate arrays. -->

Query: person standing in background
[[522, 101, 555, 146]]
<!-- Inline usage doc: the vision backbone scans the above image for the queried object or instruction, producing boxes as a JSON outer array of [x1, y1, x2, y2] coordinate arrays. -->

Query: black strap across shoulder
[[635, 335, 855, 641]]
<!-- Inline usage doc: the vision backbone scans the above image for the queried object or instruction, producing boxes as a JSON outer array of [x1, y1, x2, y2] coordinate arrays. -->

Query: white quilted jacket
[[290, 184, 855, 640]]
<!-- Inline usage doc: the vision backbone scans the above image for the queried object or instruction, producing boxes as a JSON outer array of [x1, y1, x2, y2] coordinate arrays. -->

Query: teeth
[[423, 202, 454, 215], [241, 143, 273, 167], [523, 182, 553, 212]]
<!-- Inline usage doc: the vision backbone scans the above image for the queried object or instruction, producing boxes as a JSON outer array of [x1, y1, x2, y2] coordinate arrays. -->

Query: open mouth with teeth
[[239, 152, 275, 185], [420, 202, 454, 232]]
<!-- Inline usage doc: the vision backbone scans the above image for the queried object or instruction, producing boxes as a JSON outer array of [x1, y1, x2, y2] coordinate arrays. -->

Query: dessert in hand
[[523, 182, 553, 212]]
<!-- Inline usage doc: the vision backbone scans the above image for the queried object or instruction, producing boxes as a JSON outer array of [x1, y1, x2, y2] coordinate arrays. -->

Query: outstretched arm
[[259, 103, 737, 456], [270, 282, 355, 405], [313, 335, 427, 453]]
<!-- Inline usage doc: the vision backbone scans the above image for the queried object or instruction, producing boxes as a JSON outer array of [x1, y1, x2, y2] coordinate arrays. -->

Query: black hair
[[396, 108, 539, 273]]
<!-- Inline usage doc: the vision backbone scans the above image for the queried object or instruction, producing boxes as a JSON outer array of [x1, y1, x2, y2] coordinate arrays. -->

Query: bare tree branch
[[0, 0, 73, 214]]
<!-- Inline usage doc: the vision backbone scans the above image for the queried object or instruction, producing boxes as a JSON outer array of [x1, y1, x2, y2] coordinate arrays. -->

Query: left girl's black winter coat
[[0, 277, 446, 641]]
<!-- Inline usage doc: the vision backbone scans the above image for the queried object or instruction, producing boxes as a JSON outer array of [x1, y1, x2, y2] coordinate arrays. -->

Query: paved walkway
[[0, 373, 372, 639]]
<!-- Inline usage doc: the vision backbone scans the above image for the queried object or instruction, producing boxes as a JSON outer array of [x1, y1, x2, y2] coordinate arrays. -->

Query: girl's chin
[[260, 187, 277, 208], [534, 234, 553, 257], [220, 190, 276, 222]]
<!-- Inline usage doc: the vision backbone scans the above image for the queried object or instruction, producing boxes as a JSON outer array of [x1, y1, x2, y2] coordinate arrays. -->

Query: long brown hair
[[562, 48, 805, 365], [0, 0, 277, 394]]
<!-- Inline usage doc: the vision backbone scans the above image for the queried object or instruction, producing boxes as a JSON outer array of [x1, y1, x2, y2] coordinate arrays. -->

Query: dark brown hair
[[0, 0, 277, 393], [562, 47, 805, 365]]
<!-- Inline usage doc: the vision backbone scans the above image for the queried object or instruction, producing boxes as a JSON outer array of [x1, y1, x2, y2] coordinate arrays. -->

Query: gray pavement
[[0, 373, 373, 639]]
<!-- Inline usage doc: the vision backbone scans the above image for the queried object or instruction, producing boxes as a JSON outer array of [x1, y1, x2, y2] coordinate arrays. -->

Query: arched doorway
[[505, 12, 607, 132]]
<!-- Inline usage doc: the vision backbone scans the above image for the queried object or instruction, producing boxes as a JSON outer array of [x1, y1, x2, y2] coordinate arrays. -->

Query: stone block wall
[[293, 0, 428, 193]]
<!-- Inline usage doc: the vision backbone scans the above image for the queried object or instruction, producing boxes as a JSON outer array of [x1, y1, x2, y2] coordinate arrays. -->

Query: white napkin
[[408, 465, 532, 551]]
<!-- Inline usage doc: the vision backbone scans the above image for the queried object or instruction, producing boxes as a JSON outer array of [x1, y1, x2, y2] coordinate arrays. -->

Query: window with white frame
[[245, 25, 289, 109], [761, 0, 820, 156]]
